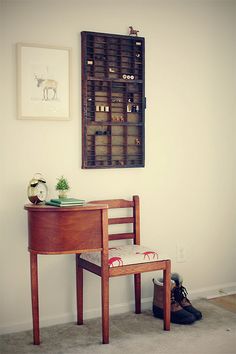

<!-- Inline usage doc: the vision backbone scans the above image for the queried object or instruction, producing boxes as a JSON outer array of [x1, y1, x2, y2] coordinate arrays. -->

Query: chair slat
[[90, 199, 134, 209], [109, 233, 135, 241], [108, 217, 134, 225]]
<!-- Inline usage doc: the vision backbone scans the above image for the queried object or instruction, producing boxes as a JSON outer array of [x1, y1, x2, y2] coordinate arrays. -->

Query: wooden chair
[[76, 195, 171, 344]]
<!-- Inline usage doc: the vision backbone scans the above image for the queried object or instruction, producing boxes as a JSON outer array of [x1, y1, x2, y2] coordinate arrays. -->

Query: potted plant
[[55, 176, 70, 199]]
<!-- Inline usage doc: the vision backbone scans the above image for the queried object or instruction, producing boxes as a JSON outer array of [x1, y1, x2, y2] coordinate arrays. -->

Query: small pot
[[58, 190, 68, 199]]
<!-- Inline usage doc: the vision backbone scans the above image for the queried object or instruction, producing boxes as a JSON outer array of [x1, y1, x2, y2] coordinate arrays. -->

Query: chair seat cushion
[[80, 245, 158, 267]]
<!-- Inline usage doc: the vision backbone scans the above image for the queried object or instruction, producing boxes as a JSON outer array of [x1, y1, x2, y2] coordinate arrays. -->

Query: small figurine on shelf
[[112, 116, 120, 122], [135, 138, 141, 145], [122, 74, 135, 80], [56, 176, 70, 199], [129, 26, 139, 36]]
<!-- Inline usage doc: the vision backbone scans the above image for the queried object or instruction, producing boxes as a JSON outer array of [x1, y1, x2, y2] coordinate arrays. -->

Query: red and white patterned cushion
[[80, 245, 158, 267]]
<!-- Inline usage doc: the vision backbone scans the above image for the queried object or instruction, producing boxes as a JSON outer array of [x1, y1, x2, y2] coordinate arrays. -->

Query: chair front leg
[[76, 254, 83, 325], [134, 273, 141, 314], [101, 272, 109, 344], [163, 260, 171, 331]]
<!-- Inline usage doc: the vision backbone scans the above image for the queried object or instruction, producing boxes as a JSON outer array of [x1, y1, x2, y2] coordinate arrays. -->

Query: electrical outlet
[[176, 244, 186, 263]]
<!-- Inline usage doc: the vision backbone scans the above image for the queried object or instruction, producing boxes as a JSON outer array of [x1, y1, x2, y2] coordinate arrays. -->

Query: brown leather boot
[[152, 279, 196, 324], [171, 273, 202, 320]]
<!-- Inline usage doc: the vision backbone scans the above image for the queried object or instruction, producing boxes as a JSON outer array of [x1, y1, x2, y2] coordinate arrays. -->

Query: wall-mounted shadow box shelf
[[81, 31, 145, 169]]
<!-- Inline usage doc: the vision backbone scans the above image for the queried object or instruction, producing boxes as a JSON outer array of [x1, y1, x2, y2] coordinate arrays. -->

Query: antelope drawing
[[34, 74, 58, 101], [129, 26, 139, 36], [108, 257, 123, 267], [136, 251, 158, 261]]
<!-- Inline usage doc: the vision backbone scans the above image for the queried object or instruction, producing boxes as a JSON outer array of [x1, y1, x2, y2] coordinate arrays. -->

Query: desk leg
[[30, 252, 40, 345], [76, 255, 83, 325]]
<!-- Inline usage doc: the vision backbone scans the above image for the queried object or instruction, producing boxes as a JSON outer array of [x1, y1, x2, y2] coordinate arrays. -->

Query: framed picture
[[17, 43, 71, 120]]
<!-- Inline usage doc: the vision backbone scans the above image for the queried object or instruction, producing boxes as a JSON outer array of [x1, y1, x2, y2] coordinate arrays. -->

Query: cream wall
[[1, 0, 235, 333]]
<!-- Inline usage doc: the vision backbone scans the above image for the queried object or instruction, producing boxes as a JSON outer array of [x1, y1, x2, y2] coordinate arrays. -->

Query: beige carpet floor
[[0, 299, 236, 354]]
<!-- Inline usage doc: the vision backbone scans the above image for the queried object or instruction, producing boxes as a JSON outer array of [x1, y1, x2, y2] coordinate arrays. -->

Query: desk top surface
[[24, 203, 108, 212]]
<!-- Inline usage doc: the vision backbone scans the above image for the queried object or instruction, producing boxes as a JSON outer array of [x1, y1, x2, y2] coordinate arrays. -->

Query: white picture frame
[[17, 43, 71, 120]]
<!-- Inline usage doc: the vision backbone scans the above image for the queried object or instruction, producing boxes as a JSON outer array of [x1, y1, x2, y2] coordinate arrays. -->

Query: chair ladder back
[[89, 197, 138, 242]]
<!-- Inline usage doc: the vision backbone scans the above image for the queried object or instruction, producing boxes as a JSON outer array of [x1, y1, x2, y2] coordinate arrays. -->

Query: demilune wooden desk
[[24, 203, 108, 345]]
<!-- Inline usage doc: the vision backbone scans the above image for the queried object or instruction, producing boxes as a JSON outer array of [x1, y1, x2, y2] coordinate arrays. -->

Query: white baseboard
[[188, 282, 236, 300], [0, 314, 76, 336], [0, 299, 152, 335], [1, 282, 236, 335]]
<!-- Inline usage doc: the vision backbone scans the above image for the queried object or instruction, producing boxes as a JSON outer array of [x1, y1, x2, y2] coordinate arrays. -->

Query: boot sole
[[153, 305, 196, 324], [182, 305, 202, 320]]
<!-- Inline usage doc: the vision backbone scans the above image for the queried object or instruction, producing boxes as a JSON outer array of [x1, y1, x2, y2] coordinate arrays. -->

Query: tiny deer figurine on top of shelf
[[129, 26, 139, 36]]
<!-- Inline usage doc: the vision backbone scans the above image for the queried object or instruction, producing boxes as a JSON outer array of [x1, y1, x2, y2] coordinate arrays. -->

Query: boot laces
[[174, 285, 188, 303], [171, 288, 179, 305], [171, 289, 183, 310]]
